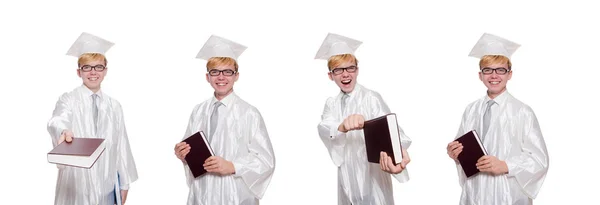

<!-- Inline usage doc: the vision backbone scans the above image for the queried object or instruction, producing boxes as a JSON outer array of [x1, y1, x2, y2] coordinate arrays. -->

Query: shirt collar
[[80, 85, 104, 99]]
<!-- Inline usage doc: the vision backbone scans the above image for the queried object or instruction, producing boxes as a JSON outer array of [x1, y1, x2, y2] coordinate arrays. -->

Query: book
[[47, 138, 106, 169], [363, 113, 403, 165], [182, 131, 215, 178], [455, 130, 488, 178]]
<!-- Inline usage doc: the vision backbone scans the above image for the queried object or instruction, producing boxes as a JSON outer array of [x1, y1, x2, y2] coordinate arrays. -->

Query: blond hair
[[327, 54, 358, 70], [78, 53, 107, 67], [479, 55, 512, 69], [207, 57, 239, 71]]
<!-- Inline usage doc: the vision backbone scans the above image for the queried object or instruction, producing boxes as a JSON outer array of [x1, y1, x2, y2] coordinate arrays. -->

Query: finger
[[204, 159, 218, 167], [66, 135, 73, 143], [476, 159, 489, 167], [381, 153, 388, 171], [344, 120, 350, 131], [177, 145, 188, 152], [477, 155, 488, 163], [58, 135, 65, 144], [447, 141, 457, 149], [386, 156, 397, 171], [383, 154, 392, 171], [452, 147, 463, 157], [204, 156, 216, 163], [450, 143, 462, 151], [400, 158, 408, 169], [478, 164, 492, 171], [380, 152, 385, 170], [358, 117, 365, 128], [175, 142, 187, 150], [204, 163, 220, 170], [181, 149, 190, 158]]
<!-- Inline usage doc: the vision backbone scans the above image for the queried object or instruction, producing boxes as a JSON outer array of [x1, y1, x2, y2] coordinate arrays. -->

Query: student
[[316, 33, 411, 205], [446, 33, 549, 205], [47, 32, 138, 205], [174, 35, 276, 205]]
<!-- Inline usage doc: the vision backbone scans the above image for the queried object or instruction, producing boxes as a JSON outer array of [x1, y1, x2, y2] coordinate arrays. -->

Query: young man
[[316, 33, 412, 205], [174, 35, 276, 205], [446, 33, 549, 205], [47, 32, 138, 205]]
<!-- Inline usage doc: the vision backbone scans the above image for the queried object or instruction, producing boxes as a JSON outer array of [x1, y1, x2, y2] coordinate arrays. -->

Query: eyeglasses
[[331, 66, 358, 75], [80, 65, 106, 72], [208, 69, 237, 76], [481, 67, 510, 75]]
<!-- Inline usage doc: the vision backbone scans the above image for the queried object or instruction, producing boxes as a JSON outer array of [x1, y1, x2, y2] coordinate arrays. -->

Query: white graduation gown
[[47, 85, 139, 205], [182, 92, 275, 205], [317, 84, 412, 205], [454, 90, 549, 205]]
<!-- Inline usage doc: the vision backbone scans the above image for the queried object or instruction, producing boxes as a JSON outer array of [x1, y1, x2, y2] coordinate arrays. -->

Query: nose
[[217, 73, 226, 80], [341, 70, 350, 77]]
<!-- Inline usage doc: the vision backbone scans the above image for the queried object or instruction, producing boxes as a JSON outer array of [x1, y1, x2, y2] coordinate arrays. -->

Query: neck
[[214, 89, 233, 101], [487, 87, 506, 99]]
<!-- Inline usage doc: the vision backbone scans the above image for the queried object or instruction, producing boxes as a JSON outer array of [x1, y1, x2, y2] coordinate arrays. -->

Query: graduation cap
[[468, 33, 521, 59], [196, 35, 247, 61], [315, 33, 362, 60], [66, 32, 114, 57]]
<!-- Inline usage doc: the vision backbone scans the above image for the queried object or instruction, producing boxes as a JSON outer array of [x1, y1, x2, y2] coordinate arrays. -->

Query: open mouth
[[88, 77, 99, 81], [489, 81, 500, 85], [216, 82, 227, 86], [341, 79, 352, 85]]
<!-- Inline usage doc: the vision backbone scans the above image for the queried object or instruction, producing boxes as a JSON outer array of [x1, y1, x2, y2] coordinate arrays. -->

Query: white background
[[1, 0, 598, 204]]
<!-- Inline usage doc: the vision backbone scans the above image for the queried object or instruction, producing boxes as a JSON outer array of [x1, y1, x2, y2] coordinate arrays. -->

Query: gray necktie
[[92, 94, 99, 134], [482, 100, 496, 136], [209, 101, 223, 139], [341, 94, 349, 114]]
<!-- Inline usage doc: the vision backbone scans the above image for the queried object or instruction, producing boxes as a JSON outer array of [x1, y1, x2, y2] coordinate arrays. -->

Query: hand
[[338, 114, 365, 132], [174, 142, 191, 163], [379, 149, 410, 174], [447, 141, 463, 160], [476, 155, 508, 175], [204, 156, 235, 176], [58, 129, 74, 144], [120, 189, 128, 204]]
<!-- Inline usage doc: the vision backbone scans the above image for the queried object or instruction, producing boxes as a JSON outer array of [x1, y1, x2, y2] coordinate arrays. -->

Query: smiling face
[[205, 57, 239, 100], [77, 53, 107, 93], [327, 54, 359, 93], [478, 55, 512, 99]]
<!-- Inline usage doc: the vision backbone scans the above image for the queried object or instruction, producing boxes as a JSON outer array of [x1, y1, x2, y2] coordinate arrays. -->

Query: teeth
[[342, 80, 351, 83], [490, 81, 500, 85], [217, 83, 226, 86], [89, 77, 98, 81]]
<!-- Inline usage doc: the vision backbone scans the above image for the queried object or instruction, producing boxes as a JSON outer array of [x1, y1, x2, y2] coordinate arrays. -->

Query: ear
[[478, 72, 483, 82], [77, 69, 82, 78], [507, 70, 513, 81], [328, 72, 333, 81], [234, 72, 239, 82], [205, 73, 210, 83]]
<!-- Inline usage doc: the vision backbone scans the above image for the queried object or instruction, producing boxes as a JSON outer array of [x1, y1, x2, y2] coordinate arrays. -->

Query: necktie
[[482, 100, 495, 137], [92, 94, 99, 134], [341, 94, 349, 115], [210, 101, 223, 139]]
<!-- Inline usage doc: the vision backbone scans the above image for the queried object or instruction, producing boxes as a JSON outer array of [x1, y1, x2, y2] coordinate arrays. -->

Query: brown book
[[455, 130, 488, 178], [183, 131, 215, 178], [47, 138, 106, 169], [363, 113, 403, 165]]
